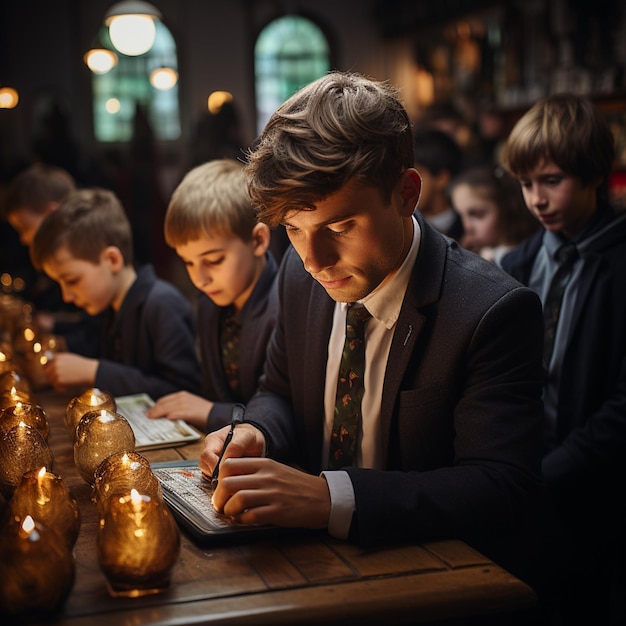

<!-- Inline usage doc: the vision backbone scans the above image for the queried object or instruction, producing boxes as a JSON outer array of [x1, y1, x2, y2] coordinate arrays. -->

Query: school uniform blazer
[[197, 252, 279, 431], [96, 264, 202, 399], [245, 214, 545, 555], [501, 211, 626, 506]]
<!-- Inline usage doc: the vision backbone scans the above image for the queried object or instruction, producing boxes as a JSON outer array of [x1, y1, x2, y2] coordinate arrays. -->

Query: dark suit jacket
[[245, 215, 545, 571], [501, 210, 626, 546], [97, 264, 202, 399], [197, 252, 279, 431]]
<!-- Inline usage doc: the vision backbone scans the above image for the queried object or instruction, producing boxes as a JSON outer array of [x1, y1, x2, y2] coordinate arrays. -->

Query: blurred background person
[[413, 128, 465, 241], [450, 165, 540, 264]]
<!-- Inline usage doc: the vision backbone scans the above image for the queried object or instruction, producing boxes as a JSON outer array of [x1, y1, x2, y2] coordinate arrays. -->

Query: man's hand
[[146, 391, 213, 431], [212, 457, 332, 530], [199, 423, 266, 478], [44, 353, 98, 391]]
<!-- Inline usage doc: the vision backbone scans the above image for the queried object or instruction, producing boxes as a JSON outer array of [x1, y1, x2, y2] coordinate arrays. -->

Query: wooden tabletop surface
[[9, 389, 537, 626]]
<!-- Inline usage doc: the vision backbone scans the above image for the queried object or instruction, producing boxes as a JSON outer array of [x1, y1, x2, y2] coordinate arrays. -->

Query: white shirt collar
[[342, 216, 420, 330]]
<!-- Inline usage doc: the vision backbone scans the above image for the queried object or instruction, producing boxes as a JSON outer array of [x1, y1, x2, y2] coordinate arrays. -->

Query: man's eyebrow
[[282, 212, 358, 229]]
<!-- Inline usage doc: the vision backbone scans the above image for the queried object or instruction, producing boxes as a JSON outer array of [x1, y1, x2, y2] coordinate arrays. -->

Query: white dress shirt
[[322, 216, 421, 538]]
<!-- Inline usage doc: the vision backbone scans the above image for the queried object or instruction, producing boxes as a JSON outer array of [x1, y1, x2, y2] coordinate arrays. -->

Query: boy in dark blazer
[[199, 73, 544, 584], [500, 93, 626, 624], [30, 187, 201, 399], [146, 159, 278, 432]]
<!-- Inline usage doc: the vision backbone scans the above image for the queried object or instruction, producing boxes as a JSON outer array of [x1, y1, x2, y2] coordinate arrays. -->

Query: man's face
[[517, 159, 600, 239], [8, 207, 46, 246], [176, 229, 264, 312], [282, 172, 420, 303], [42, 246, 118, 316]]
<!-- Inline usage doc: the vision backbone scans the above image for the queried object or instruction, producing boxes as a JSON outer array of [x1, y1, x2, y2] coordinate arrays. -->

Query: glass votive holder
[[0, 386, 33, 411], [9, 467, 81, 548], [0, 401, 49, 440], [0, 514, 75, 616], [73, 409, 135, 485], [0, 368, 32, 394], [92, 451, 162, 517], [66, 388, 116, 440], [0, 422, 54, 499], [97, 489, 180, 598], [0, 342, 16, 375]]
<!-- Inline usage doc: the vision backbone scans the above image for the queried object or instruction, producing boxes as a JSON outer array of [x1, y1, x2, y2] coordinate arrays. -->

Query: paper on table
[[115, 393, 201, 451]]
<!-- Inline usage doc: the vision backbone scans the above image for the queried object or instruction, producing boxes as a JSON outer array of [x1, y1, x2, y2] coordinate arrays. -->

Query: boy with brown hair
[[146, 158, 278, 432], [501, 93, 626, 624], [31, 187, 201, 399], [2, 163, 101, 356]]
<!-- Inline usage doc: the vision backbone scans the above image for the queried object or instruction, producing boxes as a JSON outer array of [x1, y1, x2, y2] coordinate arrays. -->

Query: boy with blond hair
[[31, 187, 201, 399], [146, 159, 278, 432]]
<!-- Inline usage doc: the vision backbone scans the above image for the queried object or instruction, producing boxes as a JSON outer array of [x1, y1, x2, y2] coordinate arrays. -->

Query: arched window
[[254, 16, 330, 135], [91, 20, 180, 142]]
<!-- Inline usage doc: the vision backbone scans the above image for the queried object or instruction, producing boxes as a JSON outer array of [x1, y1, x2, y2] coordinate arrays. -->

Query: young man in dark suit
[[199, 72, 545, 586]]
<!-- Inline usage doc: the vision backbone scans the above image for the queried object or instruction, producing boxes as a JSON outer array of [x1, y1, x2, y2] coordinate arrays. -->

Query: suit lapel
[[378, 216, 449, 466]]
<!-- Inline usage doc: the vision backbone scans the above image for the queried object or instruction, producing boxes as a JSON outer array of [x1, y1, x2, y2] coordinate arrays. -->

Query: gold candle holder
[[66, 388, 116, 440], [92, 451, 162, 517], [0, 386, 33, 410], [0, 368, 32, 394], [0, 422, 54, 499], [97, 489, 180, 597], [0, 514, 75, 616], [73, 409, 135, 485], [0, 342, 16, 375], [9, 467, 81, 548], [0, 401, 49, 440]]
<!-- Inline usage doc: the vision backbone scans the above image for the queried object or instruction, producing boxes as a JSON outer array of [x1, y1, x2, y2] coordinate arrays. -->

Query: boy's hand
[[44, 353, 98, 391], [146, 391, 213, 431]]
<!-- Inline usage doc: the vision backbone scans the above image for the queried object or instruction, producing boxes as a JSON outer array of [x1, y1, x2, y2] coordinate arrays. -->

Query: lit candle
[[97, 488, 180, 597], [92, 450, 162, 517], [0, 368, 32, 394], [0, 515, 75, 615], [0, 422, 53, 499], [0, 401, 49, 440], [9, 467, 81, 548], [0, 385, 32, 410], [65, 387, 116, 439], [73, 409, 135, 485]]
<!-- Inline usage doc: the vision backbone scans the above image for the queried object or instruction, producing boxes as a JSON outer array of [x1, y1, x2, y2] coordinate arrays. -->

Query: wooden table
[[9, 389, 537, 626]]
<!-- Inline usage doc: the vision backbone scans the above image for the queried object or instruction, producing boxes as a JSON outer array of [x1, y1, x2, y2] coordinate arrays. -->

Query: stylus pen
[[210, 403, 245, 487]]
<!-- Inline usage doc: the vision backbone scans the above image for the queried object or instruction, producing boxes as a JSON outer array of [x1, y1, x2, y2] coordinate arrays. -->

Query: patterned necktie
[[328, 304, 372, 469], [220, 307, 243, 400], [543, 243, 578, 365]]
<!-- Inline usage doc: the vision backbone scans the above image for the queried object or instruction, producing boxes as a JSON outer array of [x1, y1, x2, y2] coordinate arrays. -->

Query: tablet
[[151, 460, 277, 544]]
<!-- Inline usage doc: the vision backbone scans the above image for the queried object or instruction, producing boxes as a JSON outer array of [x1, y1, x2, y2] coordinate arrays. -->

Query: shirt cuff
[[321, 470, 355, 540]]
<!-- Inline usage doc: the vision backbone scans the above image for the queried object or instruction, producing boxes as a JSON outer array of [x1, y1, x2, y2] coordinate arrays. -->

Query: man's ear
[[101, 246, 125, 272], [251, 222, 271, 257], [398, 168, 422, 216]]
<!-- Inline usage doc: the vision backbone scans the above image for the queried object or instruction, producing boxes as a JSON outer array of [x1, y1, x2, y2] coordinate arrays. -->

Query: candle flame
[[22, 515, 35, 533], [15, 401, 23, 411], [130, 488, 141, 502], [33, 342, 42, 353], [37, 466, 47, 478]]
